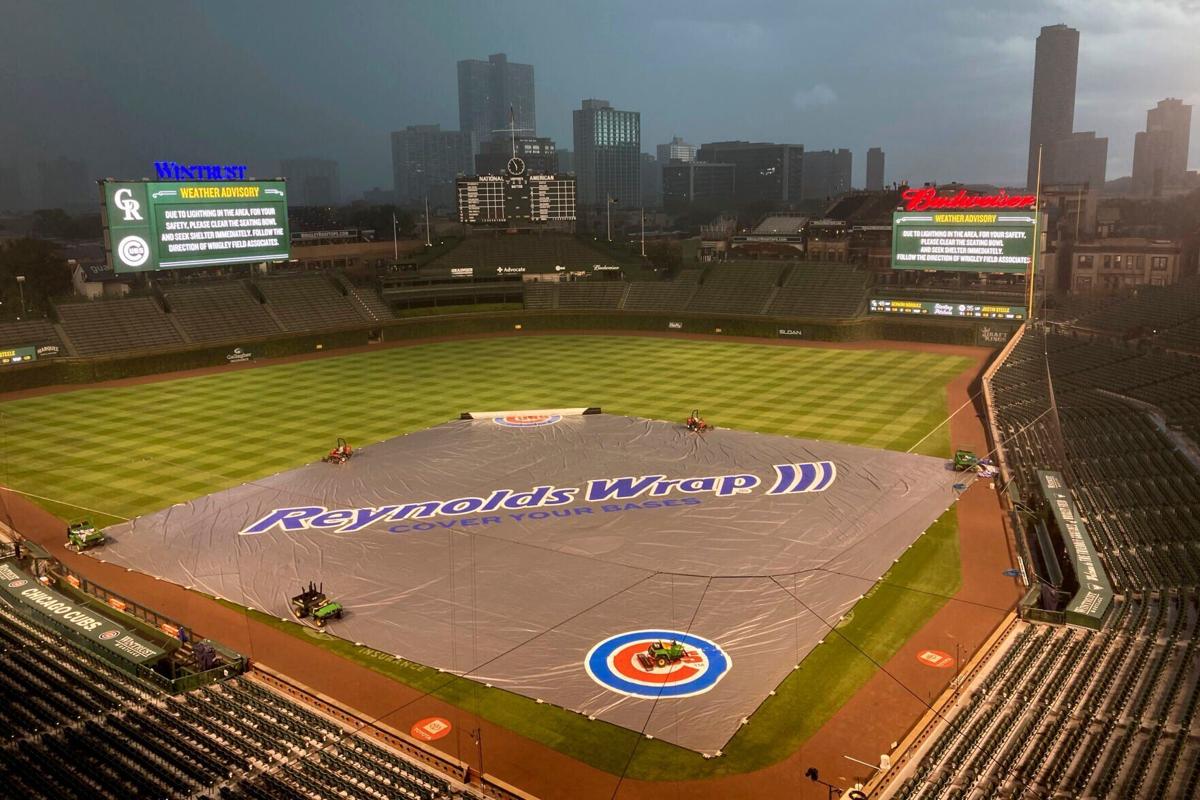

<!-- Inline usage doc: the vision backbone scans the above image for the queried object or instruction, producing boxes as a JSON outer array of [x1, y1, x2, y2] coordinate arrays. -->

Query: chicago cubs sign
[[493, 414, 562, 428], [585, 630, 731, 699]]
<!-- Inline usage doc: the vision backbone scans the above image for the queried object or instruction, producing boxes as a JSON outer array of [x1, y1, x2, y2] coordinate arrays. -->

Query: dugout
[[1018, 470, 1113, 630]]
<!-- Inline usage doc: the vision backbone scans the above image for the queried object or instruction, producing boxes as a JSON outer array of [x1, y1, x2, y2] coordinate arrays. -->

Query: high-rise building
[[866, 147, 885, 191], [696, 141, 803, 204], [36, 156, 88, 209], [1132, 98, 1193, 196], [457, 53, 536, 148], [572, 99, 641, 208], [279, 158, 341, 207], [390, 125, 475, 207], [556, 149, 574, 173], [657, 136, 697, 164], [662, 161, 736, 210], [1027, 24, 1080, 189], [639, 154, 661, 208], [475, 135, 558, 176], [800, 149, 853, 200], [1049, 131, 1107, 189]]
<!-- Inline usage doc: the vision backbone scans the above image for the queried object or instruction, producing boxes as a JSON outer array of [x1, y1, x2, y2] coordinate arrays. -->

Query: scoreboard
[[891, 210, 1036, 273], [869, 298, 1026, 320], [458, 157, 575, 226], [101, 180, 291, 272]]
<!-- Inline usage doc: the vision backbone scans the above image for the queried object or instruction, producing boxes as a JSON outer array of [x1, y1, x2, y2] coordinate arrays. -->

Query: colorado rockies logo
[[493, 415, 562, 428], [585, 630, 731, 699]]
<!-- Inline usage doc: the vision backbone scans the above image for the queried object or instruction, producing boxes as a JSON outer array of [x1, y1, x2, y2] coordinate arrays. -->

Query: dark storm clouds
[[3, 0, 1196, 197]]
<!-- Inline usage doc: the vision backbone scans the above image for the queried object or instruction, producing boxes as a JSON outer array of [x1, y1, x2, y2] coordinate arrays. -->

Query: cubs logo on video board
[[493, 414, 562, 428], [585, 629, 731, 699]]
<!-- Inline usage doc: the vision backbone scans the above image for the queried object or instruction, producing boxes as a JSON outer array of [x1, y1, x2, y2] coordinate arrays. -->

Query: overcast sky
[[3, 0, 1198, 200]]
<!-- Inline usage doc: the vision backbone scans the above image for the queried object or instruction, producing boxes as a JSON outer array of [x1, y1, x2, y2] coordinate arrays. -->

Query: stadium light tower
[[15, 275, 25, 318]]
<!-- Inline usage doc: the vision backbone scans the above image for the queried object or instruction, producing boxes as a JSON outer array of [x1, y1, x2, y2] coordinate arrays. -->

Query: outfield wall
[[0, 309, 1016, 393]]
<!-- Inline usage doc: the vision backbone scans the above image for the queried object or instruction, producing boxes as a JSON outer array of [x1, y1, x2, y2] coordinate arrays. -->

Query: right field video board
[[891, 208, 1036, 273]]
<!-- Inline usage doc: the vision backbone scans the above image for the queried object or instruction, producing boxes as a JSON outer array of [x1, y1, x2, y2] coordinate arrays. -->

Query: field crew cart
[[637, 640, 686, 670], [66, 519, 106, 552], [290, 582, 344, 627]]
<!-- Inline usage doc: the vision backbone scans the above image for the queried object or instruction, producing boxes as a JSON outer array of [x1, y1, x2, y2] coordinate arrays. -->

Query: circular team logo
[[98, 629, 120, 641], [7, 579, 28, 589], [493, 414, 562, 428], [585, 630, 731, 699], [117, 235, 150, 267], [410, 717, 452, 742]]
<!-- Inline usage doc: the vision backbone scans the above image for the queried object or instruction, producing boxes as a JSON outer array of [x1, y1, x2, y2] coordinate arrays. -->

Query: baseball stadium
[[3, 167, 1200, 800]]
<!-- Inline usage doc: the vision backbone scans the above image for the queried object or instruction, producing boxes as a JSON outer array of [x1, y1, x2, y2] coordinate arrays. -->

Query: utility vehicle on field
[[290, 582, 344, 627]]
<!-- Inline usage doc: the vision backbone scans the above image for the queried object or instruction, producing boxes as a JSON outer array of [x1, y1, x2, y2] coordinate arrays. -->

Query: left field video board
[[101, 180, 291, 272]]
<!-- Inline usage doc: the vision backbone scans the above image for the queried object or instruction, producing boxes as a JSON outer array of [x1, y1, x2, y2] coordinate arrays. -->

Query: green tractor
[[65, 519, 106, 552], [636, 640, 687, 670], [290, 582, 344, 628], [953, 449, 981, 471]]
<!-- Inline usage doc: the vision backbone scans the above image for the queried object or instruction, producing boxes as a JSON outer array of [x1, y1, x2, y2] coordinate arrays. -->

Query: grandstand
[[622, 280, 698, 311], [885, 322, 1200, 797], [0, 568, 470, 799], [0, 319, 65, 353]]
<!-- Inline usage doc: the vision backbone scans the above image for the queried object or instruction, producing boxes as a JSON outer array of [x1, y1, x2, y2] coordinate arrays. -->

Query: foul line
[[0, 486, 129, 522]]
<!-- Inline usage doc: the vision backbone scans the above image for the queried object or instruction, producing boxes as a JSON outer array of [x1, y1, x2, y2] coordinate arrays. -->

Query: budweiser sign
[[901, 187, 1036, 211]]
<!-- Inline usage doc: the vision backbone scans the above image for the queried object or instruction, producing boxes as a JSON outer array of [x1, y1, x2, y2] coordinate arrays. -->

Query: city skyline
[[3, 0, 1198, 201]]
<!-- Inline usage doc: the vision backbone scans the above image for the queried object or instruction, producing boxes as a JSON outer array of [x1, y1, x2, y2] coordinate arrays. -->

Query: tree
[[0, 238, 72, 320]]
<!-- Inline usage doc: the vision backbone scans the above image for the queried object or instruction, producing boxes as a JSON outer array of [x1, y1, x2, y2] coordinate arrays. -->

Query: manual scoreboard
[[101, 180, 291, 272], [457, 156, 575, 226]]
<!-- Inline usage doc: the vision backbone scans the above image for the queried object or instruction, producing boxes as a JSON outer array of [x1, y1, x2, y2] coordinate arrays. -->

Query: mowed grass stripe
[[2, 337, 970, 523], [0, 336, 974, 779]]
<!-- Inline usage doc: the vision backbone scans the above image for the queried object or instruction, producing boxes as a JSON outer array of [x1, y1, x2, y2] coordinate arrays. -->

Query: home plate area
[[93, 410, 962, 752]]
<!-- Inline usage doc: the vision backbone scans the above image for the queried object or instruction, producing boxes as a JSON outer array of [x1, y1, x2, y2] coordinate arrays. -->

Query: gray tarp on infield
[[94, 413, 964, 752]]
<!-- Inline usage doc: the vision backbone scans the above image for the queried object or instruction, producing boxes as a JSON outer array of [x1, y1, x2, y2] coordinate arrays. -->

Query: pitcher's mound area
[[95, 412, 961, 752]]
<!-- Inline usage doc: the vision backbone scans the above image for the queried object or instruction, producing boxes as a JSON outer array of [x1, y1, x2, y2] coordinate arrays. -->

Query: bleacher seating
[[255, 274, 365, 332], [555, 282, 626, 310], [0, 600, 465, 799], [55, 297, 186, 356], [162, 282, 281, 343], [622, 281, 697, 312], [686, 263, 784, 315], [768, 263, 869, 317], [0, 319, 65, 352], [428, 234, 626, 274]]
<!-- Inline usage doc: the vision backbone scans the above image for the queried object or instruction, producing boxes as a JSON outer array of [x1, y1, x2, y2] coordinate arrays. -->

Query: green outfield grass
[[0, 335, 973, 778]]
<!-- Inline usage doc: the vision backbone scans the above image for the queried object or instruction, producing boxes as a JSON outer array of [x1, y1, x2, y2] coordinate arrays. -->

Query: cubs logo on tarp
[[98, 630, 121, 641], [493, 414, 562, 428], [586, 629, 731, 699], [7, 579, 28, 589]]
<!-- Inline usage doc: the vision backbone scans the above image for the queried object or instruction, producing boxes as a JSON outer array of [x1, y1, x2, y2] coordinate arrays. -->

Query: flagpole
[[1028, 145, 1043, 320], [392, 213, 399, 261], [640, 207, 645, 257], [425, 197, 432, 247]]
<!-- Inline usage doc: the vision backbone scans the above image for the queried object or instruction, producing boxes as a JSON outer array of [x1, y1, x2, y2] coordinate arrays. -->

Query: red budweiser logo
[[901, 187, 1036, 211]]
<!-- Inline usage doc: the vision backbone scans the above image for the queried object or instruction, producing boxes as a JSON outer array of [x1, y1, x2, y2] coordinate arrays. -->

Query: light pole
[[15, 275, 26, 318], [606, 195, 617, 242]]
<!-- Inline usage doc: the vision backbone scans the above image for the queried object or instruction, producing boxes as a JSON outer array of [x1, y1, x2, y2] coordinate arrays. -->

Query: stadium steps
[[333, 274, 394, 323], [617, 282, 633, 310], [52, 322, 78, 356], [759, 286, 780, 315]]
